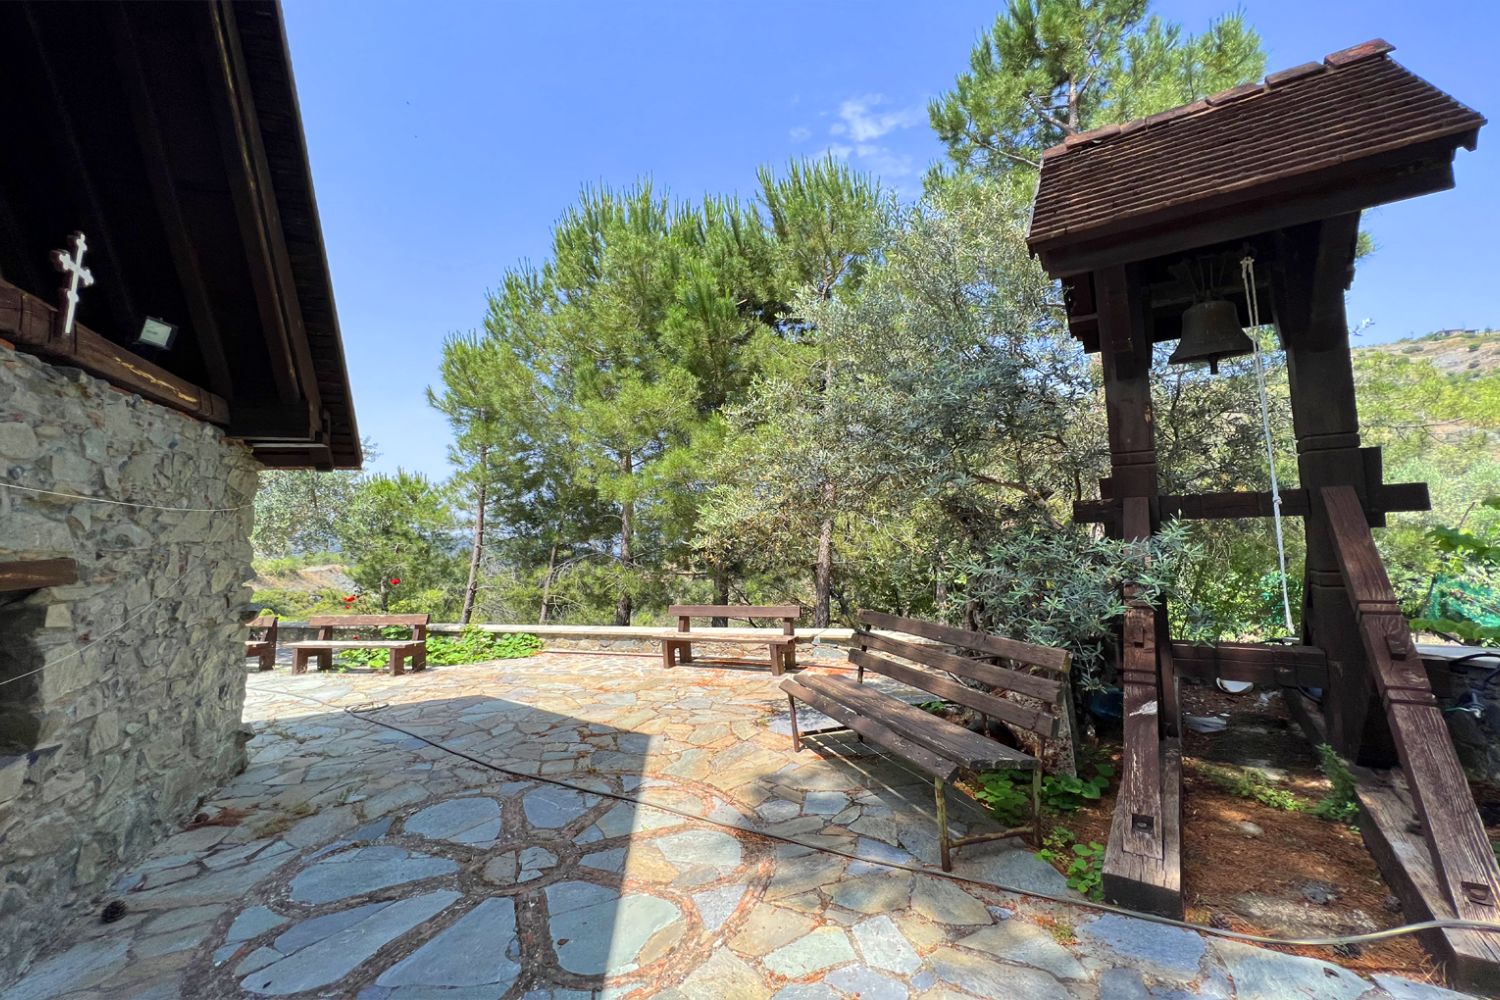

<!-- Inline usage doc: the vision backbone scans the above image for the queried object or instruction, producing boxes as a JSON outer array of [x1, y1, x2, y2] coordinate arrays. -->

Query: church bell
[[1168, 299, 1253, 373]]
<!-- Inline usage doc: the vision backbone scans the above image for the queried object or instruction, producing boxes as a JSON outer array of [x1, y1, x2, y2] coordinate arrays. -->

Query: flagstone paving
[[0, 651, 1477, 999]]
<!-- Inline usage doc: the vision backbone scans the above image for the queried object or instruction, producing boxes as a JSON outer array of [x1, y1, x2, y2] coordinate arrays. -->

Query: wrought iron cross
[[50, 231, 94, 339]]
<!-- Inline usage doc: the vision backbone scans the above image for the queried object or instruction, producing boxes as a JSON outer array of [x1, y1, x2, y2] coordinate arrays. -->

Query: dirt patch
[[1023, 682, 1442, 983]]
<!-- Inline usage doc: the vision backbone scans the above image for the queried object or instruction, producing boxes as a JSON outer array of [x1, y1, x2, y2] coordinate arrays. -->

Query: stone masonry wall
[[0, 346, 258, 979]]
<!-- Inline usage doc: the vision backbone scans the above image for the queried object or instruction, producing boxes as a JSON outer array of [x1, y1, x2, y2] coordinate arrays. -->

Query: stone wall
[[0, 346, 258, 978]]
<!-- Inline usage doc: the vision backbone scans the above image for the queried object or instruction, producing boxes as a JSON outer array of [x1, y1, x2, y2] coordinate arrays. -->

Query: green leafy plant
[[1311, 743, 1360, 823], [974, 770, 1032, 826], [1037, 826, 1104, 900], [1041, 764, 1114, 813], [920, 700, 949, 715], [976, 762, 1115, 825], [337, 628, 542, 668], [1197, 761, 1304, 812]]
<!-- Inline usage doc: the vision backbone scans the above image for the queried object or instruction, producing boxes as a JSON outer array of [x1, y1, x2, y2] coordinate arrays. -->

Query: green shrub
[[335, 628, 542, 668], [1311, 743, 1360, 823]]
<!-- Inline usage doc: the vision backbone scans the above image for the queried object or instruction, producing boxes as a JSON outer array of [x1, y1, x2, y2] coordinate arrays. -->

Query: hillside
[[1357, 328, 1500, 376]]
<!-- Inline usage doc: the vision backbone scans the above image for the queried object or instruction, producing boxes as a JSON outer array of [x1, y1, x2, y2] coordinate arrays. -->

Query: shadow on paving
[[2, 693, 719, 1000]]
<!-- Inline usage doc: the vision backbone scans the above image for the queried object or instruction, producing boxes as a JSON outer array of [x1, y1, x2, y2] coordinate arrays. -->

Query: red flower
[[344, 595, 357, 603], [390, 578, 401, 586]]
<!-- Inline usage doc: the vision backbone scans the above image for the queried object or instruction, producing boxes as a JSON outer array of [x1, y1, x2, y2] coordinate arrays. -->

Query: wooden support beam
[[1074, 477, 1429, 528], [0, 559, 77, 592], [106, 2, 234, 399], [1275, 213, 1392, 762], [1359, 773, 1500, 995], [0, 280, 227, 424], [1171, 641, 1330, 688], [199, 1, 320, 410], [1322, 484, 1500, 933], [1103, 497, 1183, 917], [18, 4, 140, 346]]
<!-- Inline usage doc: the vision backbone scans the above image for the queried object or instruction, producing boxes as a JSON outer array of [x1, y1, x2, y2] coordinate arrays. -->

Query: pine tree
[[929, 0, 1263, 174]]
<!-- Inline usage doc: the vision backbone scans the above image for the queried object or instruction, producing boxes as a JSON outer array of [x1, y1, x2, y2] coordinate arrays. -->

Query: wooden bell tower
[[1027, 40, 1500, 992]]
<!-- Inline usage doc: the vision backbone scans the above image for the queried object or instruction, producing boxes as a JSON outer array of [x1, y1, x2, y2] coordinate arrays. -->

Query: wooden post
[[1094, 266, 1181, 917], [1273, 214, 1392, 764]]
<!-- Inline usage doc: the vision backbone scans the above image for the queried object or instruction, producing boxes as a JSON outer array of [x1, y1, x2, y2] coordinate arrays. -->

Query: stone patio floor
[[1, 651, 1475, 1000]]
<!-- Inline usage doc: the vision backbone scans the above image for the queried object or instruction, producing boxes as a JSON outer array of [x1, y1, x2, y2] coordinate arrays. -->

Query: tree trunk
[[539, 537, 559, 625], [813, 514, 834, 628], [614, 452, 634, 627], [711, 564, 729, 627], [460, 455, 488, 625]]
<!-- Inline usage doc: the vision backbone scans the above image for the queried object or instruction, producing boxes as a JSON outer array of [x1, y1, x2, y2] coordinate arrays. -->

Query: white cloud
[[789, 126, 811, 141], [822, 142, 916, 179], [831, 94, 923, 142]]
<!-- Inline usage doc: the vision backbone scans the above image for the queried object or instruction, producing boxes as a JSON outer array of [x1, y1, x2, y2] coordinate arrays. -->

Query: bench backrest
[[851, 610, 1071, 739], [307, 614, 429, 641], [247, 615, 278, 641], [668, 604, 800, 633]]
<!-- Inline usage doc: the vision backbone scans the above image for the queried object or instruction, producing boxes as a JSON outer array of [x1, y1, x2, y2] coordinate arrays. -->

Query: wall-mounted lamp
[[134, 317, 178, 351]]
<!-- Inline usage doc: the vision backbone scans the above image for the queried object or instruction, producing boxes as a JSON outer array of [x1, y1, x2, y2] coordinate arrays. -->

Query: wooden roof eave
[[1031, 128, 1479, 277]]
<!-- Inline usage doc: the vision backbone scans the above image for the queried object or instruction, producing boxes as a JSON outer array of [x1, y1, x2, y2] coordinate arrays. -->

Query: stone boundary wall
[[271, 622, 865, 661], [0, 346, 259, 980]]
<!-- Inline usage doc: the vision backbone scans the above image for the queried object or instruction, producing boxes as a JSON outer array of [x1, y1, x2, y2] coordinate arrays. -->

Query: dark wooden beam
[[1359, 773, 1500, 995], [199, 1, 321, 411], [1322, 484, 1500, 933], [0, 279, 227, 424], [1103, 497, 1183, 917], [1075, 478, 1430, 527], [1275, 213, 1392, 762], [0, 558, 77, 592], [106, 2, 234, 399], [19, 4, 140, 347], [1171, 641, 1329, 688]]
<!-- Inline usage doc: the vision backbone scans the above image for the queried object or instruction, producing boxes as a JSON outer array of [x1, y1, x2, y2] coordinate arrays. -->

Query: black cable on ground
[[249, 680, 1500, 950]]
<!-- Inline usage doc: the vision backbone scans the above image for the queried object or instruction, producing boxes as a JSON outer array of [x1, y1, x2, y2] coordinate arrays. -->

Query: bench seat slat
[[851, 649, 1059, 738], [859, 610, 1071, 674], [781, 679, 960, 783], [658, 632, 796, 643], [287, 640, 422, 650], [797, 673, 1036, 771], [857, 630, 1062, 705], [306, 614, 429, 627], [668, 604, 799, 619]]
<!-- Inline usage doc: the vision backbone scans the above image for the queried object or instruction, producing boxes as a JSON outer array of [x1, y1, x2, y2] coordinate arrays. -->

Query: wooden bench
[[781, 610, 1073, 870], [245, 614, 279, 671], [288, 614, 430, 675], [660, 604, 801, 675]]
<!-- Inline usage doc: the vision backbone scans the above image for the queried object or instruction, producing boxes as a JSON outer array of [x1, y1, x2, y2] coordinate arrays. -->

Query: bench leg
[[389, 648, 406, 676], [317, 651, 332, 672], [412, 646, 426, 671], [934, 777, 952, 872], [769, 644, 784, 676], [788, 694, 802, 752], [679, 642, 693, 664], [292, 648, 309, 675], [259, 648, 274, 671], [661, 642, 675, 669], [1032, 767, 1043, 846]]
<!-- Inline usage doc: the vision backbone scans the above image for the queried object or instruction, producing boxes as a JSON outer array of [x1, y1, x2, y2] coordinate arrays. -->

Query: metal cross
[[50, 231, 94, 339]]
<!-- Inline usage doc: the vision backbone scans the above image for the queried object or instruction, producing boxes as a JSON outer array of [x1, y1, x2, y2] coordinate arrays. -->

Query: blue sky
[[281, 0, 1500, 479]]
